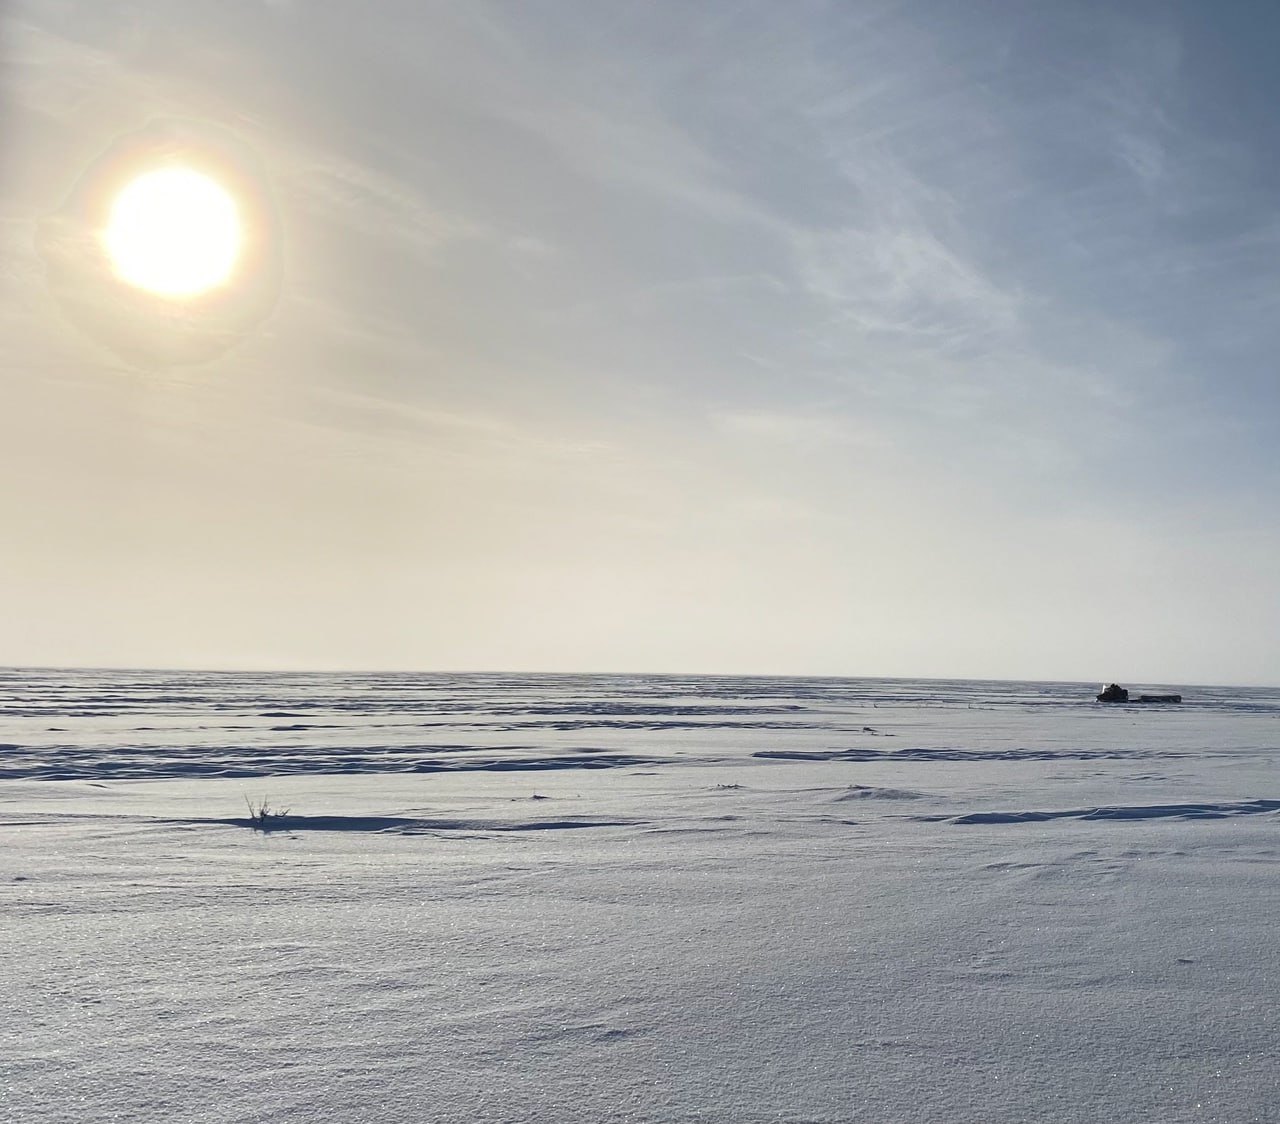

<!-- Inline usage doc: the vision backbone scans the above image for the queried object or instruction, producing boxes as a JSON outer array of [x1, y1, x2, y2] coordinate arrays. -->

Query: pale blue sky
[[2, 1, 1279, 682]]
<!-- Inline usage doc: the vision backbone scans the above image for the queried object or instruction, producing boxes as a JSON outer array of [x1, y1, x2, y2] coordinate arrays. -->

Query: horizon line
[[1, 663, 1273, 691]]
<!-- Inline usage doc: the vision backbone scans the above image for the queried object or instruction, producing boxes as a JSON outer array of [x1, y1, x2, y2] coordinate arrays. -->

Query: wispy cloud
[[6, 0, 1280, 677]]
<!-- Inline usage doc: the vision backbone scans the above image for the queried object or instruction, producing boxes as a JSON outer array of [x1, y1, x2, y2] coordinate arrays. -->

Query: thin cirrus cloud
[[2, 0, 1280, 681]]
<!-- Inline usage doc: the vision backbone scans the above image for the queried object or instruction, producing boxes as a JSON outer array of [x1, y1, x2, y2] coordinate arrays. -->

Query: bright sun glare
[[102, 166, 242, 298]]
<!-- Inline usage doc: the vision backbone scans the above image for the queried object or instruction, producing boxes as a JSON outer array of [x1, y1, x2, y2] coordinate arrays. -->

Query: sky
[[2, 0, 1279, 683]]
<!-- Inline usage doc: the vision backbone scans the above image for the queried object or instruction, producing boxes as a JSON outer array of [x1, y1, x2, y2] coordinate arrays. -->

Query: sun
[[102, 166, 242, 298]]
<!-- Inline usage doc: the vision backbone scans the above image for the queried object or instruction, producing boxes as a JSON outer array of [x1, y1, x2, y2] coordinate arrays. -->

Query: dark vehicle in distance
[[1096, 683, 1182, 704]]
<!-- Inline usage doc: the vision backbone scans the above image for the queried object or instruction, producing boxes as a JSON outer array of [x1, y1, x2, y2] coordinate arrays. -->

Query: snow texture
[[2, 670, 1279, 1123]]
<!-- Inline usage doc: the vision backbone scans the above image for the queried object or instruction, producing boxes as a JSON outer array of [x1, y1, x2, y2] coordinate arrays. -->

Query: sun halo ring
[[41, 118, 282, 365], [81, 132, 275, 309]]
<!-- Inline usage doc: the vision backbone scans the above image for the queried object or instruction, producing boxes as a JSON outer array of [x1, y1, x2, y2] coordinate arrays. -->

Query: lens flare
[[102, 166, 242, 298]]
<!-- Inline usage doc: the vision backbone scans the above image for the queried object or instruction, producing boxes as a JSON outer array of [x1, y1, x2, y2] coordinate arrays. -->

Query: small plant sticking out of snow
[[244, 796, 291, 832]]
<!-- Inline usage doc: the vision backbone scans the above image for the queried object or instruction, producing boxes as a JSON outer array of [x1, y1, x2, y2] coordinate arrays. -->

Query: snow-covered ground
[[3, 671, 1278, 1123]]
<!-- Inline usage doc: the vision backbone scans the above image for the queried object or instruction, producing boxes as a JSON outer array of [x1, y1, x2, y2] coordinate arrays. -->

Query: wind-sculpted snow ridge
[[0, 744, 663, 782], [923, 799, 1280, 825], [754, 746, 1200, 763], [487, 718, 825, 732], [833, 785, 928, 801], [190, 813, 644, 834]]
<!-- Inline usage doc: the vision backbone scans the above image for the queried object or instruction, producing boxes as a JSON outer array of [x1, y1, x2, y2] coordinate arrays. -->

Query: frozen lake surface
[[3, 670, 1279, 1122]]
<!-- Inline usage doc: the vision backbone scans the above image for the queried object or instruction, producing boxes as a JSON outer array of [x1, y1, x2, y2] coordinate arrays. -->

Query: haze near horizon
[[3, 1, 1279, 684]]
